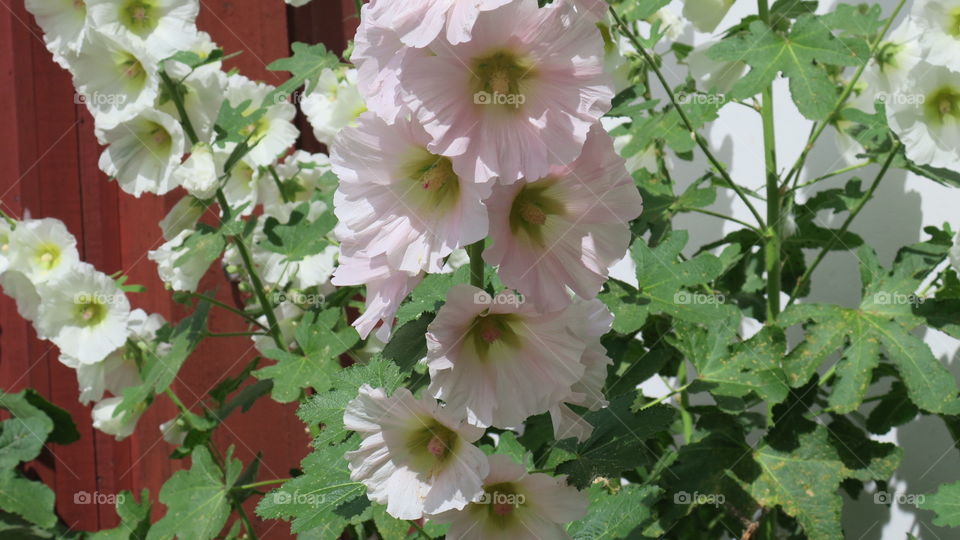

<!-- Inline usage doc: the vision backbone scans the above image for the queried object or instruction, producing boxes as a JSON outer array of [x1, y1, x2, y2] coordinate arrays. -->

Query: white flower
[[0, 271, 42, 323], [174, 142, 218, 199], [912, 0, 960, 72], [0, 219, 11, 273], [224, 74, 299, 167], [951, 230, 960, 272], [886, 61, 960, 169], [161, 35, 228, 143], [7, 218, 80, 284], [70, 30, 161, 129], [258, 151, 332, 221], [682, 0, 735, 33], [160, 417, 187, 445], [862, 19, 923, 98], [34, 263, 131, 365], [86, 0, 199, 59], [332, 253, 423, 341], [148, 229, 208, 292], [24, 0, 89, 68], [159, 196, 205, 241], [92, 396, 142, 440], [69, 352, 141, 405], [425, 285, 587, 429], [252, 301, 303, 356], [650, 8, 687, 41], [97, 109, 187, 196], [344, 385, 489, 520], [430, 454, 588, 539], [301, 68, 367, 146], [217, 143, 261, 216]]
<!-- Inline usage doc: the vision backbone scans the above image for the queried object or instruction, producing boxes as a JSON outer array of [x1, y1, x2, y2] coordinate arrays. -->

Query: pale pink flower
[[570, 0, 609, 19], [430, 454, 588, 539], [331, 253, 423, 342], [483, 125, 642, 312], [401, 0, 613, 184], [425, 285, 587, 429], [344, 385, 489, 519], [331, 112, 489, 275], [366, 0, 513, 48]]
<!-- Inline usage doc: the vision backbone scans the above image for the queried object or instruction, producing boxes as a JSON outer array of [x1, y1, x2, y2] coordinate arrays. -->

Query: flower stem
[[159, 70, 200, 146], [757, 0, 781, 322], [789, 161, 871, 194], [234, 478, 292, 491], [680, 207, 763, 234], [609, 7, 766, 229], [183, 291, 268, 330], [467, 241, 485, 289], [786, 143, 901, 306]]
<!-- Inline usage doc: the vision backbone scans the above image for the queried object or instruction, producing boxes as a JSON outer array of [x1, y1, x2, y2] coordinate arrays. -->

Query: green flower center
[[406, 419, 459, 472], [876, 41, 905, 73], [949, 7, 960, 38], [240, 114, 271, 144], [74, 297, 108, 327], [73, 0, 86, 19], [400, 149, 461, 215], [479, 482, 526, 527], [924, 85, 960, 125], [116, 51, 146, 93], [468, 313, 522, 361], [140, 121, 173, 153], [33, 243, 61, 272], [121, 0, 159, 35], [509, 179, 565, 247], [471, 50, 534, 109]]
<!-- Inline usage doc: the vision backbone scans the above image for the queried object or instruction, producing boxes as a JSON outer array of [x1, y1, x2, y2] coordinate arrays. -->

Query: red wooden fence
[[0, 0, 358, 535]]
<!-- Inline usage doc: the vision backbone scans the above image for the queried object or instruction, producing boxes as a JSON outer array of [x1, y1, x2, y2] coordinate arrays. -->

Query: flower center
[[875, 41, 905, 73], [406, 419, 459, 473], [401, 149, 461, 215], [471, 50, 534, 110], [143, 121, 173, 153], [479, 482, 526, 527], [924, 85, 960, 125], [121, 0, 159, 34], [34, 243, 61, 272], [469, 314, 522, 361], [509, 179, 564, 247], [74, 298, 108, 327]]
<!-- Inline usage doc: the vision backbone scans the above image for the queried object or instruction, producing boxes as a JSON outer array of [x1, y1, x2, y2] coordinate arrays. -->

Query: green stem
[[680, 207, 763, 234], [353, 0, 363, 19], [786, 143, 901, 306], [164, 388, 190, 415], [409, 520, 431, 539], [215, 190, 285, 350], [789, 161, 871, 194], [235, 478, 292, 491], [640, 382, 693, 410], [758, 0, 781, 322], [609, 8, 766, 229], [0, 206, 16, 226], [467, 241, 485, 288], [780, 0, 909, 189], [159, 70, 200, 146], [184, 291, 268, 330]]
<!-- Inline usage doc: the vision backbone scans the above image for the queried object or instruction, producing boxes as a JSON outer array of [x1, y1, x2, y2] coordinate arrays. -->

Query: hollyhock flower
[[366, 0, 512, 48], [160, 417, 188, 445], [0, 271, 42, 323], [224, 74, 299, 167], [216, 143, 261, 216], [570, 0, 609, 19], [174, 142, 218, 199], [401, 0, 613, 184], [252, 301, 303, 356], [70, 30, 160, 129], [301, 68, 367, 146], [912, 0, 960, 72], [7, 218, 80, 285], [332, 112, 490, 275], [425, 285, 587, 429], [483, 125, 642, 312], [650, 8, 688, 41], [159, 196, 205, 241], [682, 0, 735, 33], [149, 229, 210, 292], [259, 151, 332, 221], [344, 385, 489, 519], [351, 9, 424, 124], [161, 54, 227, 144], [24, 0, 89, 68], [430, 454, 588, 539], [86, 0, 199, 59], [332, 253, 423, 341], [886, 61, 960, 169], [34, 263, 131, 365], [92, 396, 142, 440], [861, 20, 923, 99], [97, 109, 187, 196]]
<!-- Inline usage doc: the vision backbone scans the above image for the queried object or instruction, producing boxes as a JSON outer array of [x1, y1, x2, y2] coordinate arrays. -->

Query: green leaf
[[260, 203, 336, 261], [555, 397, 675, 489], [684, 325, 791, 404], [919, 480, 960, 527], [89, 489, 152, 540], [22, 390, 79, 445], [147, 447, 241, 540], [267, 42, 341, 101], [381, 313, 434, 373], [567, 484, 661, 539], [394, 266, 469, 326], [0, 418, 49, 470], [709, 17, 868, 119], [600, 231, 734, 334], [0, 471, 57, 529], [254, 310, 358, 403], [822, 3, 884, 37]]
